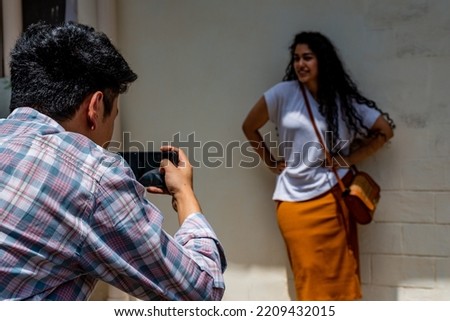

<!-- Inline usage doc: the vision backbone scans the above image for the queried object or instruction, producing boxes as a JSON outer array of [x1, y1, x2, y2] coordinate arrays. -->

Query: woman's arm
[[345, 115, 394, 166], [242, 96, 285, 174]]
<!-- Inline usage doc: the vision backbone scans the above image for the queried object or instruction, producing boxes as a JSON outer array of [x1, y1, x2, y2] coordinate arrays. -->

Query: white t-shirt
[[264, 80, 381, 202]]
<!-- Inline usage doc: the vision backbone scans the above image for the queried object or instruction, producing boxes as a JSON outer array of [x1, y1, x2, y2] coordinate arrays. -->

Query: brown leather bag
[[300, 83, 380, 224], [341, 167, 380, 224]]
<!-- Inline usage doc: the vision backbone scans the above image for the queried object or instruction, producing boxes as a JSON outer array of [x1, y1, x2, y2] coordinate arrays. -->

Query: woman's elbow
[[242, 121, 255, 140], [384, 126, 394, 142]]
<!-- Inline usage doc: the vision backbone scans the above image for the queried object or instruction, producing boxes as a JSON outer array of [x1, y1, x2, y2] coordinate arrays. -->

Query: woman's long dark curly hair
[[283, 31, 395, 153]]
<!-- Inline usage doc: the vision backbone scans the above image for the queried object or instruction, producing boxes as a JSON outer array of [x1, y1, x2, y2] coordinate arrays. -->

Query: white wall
[[116, 0, 450, 300]]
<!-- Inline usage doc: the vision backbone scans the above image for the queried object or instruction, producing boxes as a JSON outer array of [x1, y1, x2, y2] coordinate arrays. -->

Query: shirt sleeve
[[264, 83, 282, 124], [353, 100, 382, 130], [78, 157, 227, 301]]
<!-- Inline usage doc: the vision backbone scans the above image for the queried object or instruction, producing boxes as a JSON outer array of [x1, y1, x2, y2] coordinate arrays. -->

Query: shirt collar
[[7, 107, 66, 133]]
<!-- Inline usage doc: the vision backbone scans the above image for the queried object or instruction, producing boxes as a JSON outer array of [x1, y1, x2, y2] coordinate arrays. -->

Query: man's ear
[[87, 91, 103, 130]]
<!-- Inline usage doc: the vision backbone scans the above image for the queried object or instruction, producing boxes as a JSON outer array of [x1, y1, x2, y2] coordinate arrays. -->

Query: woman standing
[[242, 31, 395, 300]]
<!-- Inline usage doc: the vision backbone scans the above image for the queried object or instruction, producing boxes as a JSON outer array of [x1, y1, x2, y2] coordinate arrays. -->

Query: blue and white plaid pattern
[[0, 108, 226, 300]]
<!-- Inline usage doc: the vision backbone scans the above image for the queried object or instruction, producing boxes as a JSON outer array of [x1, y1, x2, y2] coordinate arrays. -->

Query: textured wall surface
[[114, 0, 450, 300]]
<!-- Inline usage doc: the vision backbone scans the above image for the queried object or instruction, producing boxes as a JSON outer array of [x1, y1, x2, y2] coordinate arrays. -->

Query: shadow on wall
[[0, 78, 11, 118]]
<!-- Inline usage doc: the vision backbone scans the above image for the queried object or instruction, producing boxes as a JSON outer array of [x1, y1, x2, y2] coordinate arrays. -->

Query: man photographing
[[0, 21, 226, 300]]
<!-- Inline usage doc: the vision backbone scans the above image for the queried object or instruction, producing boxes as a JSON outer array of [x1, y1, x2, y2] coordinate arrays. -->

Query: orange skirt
[[277, 190, 361, 300]]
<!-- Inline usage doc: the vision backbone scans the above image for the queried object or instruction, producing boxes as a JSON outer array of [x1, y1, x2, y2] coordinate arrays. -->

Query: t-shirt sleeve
[[353, 101, 382, 129], [264, 84, 281, 124]]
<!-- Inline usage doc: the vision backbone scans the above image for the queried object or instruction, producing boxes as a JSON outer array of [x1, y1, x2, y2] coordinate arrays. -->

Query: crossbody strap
[[300, 83, 356, 245], [299, 83, 347, 193]]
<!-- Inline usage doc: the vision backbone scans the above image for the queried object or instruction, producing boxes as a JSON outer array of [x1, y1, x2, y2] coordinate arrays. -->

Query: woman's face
[[293, 44, 319, 89]]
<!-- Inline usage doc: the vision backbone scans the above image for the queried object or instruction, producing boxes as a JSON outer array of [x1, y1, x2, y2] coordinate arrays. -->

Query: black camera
[[118, 151, 179, 189]]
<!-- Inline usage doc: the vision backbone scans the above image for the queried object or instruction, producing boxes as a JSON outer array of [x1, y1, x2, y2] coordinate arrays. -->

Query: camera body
[[118, 151, 179, 189]]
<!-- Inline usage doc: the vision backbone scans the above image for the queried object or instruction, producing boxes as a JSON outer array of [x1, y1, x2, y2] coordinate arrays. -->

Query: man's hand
[[146, 146, 201, 225]]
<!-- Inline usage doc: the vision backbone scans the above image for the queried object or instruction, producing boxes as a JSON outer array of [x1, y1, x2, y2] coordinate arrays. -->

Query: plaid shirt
[[0, 108, 226, 301]]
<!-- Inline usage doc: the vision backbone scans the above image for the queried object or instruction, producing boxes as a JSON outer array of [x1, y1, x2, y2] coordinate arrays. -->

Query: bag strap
[[300, 83, 355, 246], [299, 82, 347, 193]]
